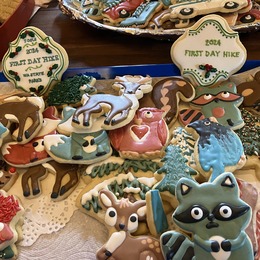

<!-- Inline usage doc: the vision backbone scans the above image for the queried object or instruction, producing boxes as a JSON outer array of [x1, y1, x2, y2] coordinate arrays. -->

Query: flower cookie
[[0, 190, 24, 260], [186, 117, 246, 181], [160, 172, 254, 260]]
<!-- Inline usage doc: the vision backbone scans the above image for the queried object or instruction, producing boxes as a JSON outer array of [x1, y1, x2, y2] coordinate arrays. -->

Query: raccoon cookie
[[2, 26, 69, 96], [160, 172, 254, 260]]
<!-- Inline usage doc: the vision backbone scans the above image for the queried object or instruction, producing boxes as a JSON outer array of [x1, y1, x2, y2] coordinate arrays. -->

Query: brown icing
[[21, 160, 79, 200], [237, 70, 260, 111], [96, 189, 163, 260], [0, 160, 17, 191], [151, 77, 195, 126], [0, 97, 42, 142]]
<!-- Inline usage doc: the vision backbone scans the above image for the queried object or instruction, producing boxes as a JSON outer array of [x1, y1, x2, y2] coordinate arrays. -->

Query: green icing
[[82, 178, 151, 213], [0, 246, 15, 259], [87, 159, 160, 179], [46, 75, 96, 106], [235, 108, 260, 156], [155, 145, 197, 195]]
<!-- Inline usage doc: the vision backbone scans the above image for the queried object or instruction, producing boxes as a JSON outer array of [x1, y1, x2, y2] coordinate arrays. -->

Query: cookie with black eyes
[[1, 106, 60, 168], [160, 172, 254, 260]]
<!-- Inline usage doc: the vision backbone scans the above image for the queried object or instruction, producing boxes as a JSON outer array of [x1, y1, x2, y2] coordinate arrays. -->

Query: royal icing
[[2, 26, 69, 96], [160, 173, 254, 260], [171, 15, 247, 87]]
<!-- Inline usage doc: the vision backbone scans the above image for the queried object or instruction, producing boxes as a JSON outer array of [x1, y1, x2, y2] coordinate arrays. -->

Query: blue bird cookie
[[186, 117, 246, 181]]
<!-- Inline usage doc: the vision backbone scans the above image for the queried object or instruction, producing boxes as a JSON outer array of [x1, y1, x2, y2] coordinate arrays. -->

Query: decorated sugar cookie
[[160, 172, 254, 260], [96, 189, 164, 260], [0, 95, 45, 144], [171, 14, 247, 87], [109, 107, 169, 160], [187, 117, 246, 181], [0, 190, 24, 260], [191, 81, 244, 130], [2, 26, 69, 96], [72, 75, 153, 130]]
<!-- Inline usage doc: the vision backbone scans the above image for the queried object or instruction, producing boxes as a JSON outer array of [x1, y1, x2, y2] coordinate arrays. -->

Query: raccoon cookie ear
[[180, 183, 192, 195], [220, 173, 236, 188]]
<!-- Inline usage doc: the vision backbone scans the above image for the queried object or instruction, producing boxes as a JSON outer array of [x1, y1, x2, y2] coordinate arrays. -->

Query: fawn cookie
[[109, 107, 169, 160], [171, 14, 247, 87], [2, 26, 69, 96], [96, 189, 164, 260], [0, 161, 18, 191], [186, 117, 246, 181], [160, 172, 254, 260]]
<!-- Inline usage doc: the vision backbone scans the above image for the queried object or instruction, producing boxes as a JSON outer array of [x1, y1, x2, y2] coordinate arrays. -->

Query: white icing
[[171, 15, 247, 87], [137, 206, 146, 218], [210, 236, 231, 260], [123, 187, 141, 193], [137, 177, 157, 187], [81, 172, 135, 204], [44, 135, 65, 150], [105, 231, 126, 253], [100, 193, 112, 208]]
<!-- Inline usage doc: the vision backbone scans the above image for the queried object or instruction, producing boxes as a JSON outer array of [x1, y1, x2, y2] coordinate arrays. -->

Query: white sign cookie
[[171, 14, 247, 87], [2, 26, 69, 96]]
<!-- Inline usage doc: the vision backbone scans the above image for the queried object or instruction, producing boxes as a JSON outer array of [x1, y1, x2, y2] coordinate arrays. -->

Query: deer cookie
[[186, 117, 246, 182], [72, 75, 153, 130], [0, 95, 45, 144], [109, 107, 170, 160], [21, 160, 79, 200], [2, 106, 60, 167], [160, 172, 254, 260], [96, 189, 164, 260], [0, 161, 18, 192]]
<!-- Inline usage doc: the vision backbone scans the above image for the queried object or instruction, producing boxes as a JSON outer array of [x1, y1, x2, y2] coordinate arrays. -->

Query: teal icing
[[151, 190, 168, 234], [198, 133, 244, 181]]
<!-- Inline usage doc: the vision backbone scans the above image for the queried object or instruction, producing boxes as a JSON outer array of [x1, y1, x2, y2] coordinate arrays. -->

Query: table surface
[[28, 1, 260, 68]]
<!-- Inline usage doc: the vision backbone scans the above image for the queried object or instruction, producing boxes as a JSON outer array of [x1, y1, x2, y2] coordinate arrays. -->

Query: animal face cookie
[[96, 189, 164, 260], [191, 81, 244, 129], [171, 14, 247, 87], [109, 107, 169, 160], [160, 173, 254, 260], [186, 117, 246, 181], [2, 26, 69, 96]]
